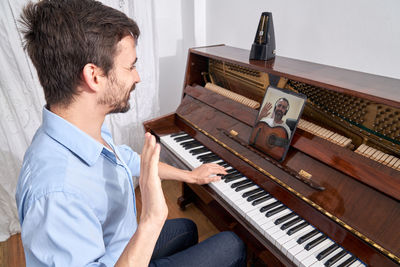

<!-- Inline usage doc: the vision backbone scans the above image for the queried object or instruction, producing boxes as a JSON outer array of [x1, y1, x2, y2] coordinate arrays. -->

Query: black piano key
[[281, 217, 302, 230], [174, 135, 192, 142], [316, 243, 339, 260], [252, 195, 273, 206], [324, 249, 347, 267], [226, 168, 237, 174], [287, 221, 308, 235], [265, 205, 286, 217], [182, 141, 202, 148], [304, 235, 327, 251], [224, 173, 243, 182], [199, 154, 219, 161], [242, 188, 263, 198], [170, 132, 186, 137], [217, 161, 230, 167], [274, 212, 296, 225], [260, 201, 280, 212], [183, 143, 202, 150], [225, 175, 245, 183], [189, 147, 209, 155], [247, 191, 268, 202], [180, 139, 200, 146], [235, 183, 255, 192], [231, 179, 252, 188], [222, 171, 239, 179], [223, 172, 242, 179], [337, 256, 357, 267], [197, 152, 214, 159], [200, 156, 221, 163], [297, 229, 319, 244]]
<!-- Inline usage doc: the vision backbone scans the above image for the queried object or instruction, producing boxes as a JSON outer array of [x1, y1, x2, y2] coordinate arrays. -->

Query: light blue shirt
[[16, 107, 141, 266]]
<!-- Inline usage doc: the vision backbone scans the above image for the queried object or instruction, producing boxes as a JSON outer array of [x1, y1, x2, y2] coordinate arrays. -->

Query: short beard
[[274, 110, 283, 121], [98, 73, 134, 114]]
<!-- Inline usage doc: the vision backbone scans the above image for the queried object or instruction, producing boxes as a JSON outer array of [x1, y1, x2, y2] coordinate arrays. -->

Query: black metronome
[[249, 12, 276, 61]]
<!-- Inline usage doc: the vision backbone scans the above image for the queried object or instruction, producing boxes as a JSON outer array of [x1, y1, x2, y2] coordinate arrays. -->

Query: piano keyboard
[[161, 132, 366, 267], [355, 144, 400, 171]]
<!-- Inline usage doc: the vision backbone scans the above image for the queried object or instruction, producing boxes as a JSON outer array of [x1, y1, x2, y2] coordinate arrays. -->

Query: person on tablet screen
[[259, 98, 291, 137], [250, 98, 291, 161]]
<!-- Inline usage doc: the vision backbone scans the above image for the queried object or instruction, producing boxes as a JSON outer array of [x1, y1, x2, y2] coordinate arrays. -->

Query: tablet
[[249, 86, 307, 162]]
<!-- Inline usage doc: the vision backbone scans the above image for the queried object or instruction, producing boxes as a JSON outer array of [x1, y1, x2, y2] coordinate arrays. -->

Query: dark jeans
[[149, 218, 246, 267]]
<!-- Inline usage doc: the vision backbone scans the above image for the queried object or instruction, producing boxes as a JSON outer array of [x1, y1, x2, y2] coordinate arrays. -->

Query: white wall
[[155, 0, 400, 115]]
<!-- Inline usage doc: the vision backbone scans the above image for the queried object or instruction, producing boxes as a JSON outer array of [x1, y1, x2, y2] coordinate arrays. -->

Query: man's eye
[[130, 65, 136, 70]]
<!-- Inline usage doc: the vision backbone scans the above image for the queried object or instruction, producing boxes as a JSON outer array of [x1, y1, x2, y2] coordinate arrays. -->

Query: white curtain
[[0, 0, 159, 242]]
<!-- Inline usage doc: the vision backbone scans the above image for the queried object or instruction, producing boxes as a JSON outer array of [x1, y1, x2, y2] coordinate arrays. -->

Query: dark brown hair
[[20, 0, 140, 107]]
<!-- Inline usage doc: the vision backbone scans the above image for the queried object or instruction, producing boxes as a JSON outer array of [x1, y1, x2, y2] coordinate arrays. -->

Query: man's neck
[[50, 101, 107, 145], [273, 117, 283, 124]]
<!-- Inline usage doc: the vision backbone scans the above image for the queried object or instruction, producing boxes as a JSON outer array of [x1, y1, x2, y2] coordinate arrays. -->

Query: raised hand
[[116, 133, 168, 266], [259, 102, 272, 119], [139, 132, 168, 226]]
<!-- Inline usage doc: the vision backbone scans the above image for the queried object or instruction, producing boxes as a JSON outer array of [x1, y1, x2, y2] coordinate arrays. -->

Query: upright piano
[[144, 45, 400, 266]]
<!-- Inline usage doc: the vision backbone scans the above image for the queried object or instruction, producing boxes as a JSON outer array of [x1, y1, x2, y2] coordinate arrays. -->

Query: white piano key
[[293, 233, 323, 266], [349, 260, 365, 267], [260, 209, 293, 233], [310, 247, 342, 267], [330, 254, 353, 267], [270, 219, 305, 246], [275, 219, 310, 249], [247, 199, 279, 232], [298, 238, 334, 267], [287, 233, 323, 262], [280, 225, 315, 255]]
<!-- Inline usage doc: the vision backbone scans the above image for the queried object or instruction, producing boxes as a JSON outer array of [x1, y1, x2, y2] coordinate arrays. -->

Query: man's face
[[98, 35, 140, 114], [274, 99, 288, 121]]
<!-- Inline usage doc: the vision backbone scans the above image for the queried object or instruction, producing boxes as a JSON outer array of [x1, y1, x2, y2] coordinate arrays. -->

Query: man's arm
[[117, 134, 226, 266], [116, 133, 167, 267], [158, 161, 227, 185]]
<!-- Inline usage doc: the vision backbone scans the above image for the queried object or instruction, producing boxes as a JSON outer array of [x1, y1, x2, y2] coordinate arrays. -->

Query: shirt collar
[[42, 107, 111, 166]]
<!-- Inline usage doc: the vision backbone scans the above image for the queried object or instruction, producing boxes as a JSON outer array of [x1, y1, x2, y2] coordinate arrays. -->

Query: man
[[259, 98, 291, 138], [15, 0, 246, 266]]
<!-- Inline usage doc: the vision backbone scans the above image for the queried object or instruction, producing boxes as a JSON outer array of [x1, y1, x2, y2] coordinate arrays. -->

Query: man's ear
[[82, 63, 105, 92]]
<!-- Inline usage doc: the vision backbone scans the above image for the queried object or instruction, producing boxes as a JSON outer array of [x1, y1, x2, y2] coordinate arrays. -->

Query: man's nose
[[134, 69, 141, 83]]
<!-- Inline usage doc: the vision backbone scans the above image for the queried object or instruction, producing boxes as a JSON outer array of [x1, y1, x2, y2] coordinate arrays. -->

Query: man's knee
[[169, 218, 198, 242], [214, 231, 246, 266]]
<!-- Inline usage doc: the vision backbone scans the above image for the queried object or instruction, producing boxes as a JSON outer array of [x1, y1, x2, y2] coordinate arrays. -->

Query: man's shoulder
[[17, 129, 86, 212], [22, 127, 72, 180]]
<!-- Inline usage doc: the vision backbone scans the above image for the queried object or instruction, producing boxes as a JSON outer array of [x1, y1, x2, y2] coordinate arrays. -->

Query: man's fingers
[[141, 132, 152, 160], [140, 133, 160, 185], [204, 163, 227, 174], [149, 143, 160, 178]]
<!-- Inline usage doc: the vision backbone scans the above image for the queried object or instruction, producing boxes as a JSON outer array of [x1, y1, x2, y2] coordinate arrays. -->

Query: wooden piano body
[[144, 45, 400, 266]]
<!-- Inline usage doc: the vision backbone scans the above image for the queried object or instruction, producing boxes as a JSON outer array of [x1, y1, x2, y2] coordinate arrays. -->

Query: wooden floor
[[0, 180, 219, 267]]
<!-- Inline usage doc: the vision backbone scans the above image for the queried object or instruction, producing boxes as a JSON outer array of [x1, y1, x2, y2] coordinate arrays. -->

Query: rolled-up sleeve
[[22, 191, 110, 267], [117, 145, 141, 177]]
